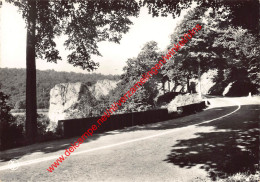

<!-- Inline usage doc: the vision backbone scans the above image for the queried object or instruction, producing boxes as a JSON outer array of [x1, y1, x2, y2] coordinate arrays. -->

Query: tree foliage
[[8, 0, 140, 141], [0, 90, 22, 150], [142, 0, 259, 33], [4, 0, 258, 141], [162, 5, 228, 92], [213, 26, 260, 91], [110, 41, 163, 112], [163, 3, 259, 94], [10, 0, 140, 70]]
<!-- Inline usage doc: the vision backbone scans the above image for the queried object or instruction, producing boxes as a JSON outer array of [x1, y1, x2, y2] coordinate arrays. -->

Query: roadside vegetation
[[0, 90, 60, 150]]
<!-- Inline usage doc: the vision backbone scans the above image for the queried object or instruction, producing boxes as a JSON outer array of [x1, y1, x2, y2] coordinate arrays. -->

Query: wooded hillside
[[0, 68, 119, 109]]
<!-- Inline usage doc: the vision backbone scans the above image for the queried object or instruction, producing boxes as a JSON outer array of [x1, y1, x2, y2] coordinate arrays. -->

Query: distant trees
[[0, 68, 120, 109]]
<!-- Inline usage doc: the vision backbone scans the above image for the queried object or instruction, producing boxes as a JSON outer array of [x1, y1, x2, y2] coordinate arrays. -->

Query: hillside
[[0, 68, 120, 109]]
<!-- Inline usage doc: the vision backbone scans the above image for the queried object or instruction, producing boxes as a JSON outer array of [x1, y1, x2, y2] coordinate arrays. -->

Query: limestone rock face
[[48, 82, 95, 122], [48, 80, 118, 123], [89, 79, 119, 100], [192, 69, 218, 94]]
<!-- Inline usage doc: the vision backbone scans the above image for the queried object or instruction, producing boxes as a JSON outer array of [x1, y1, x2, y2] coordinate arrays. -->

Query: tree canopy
[[11, 0, 140, 70], [142, 0, 259, 33], [4, 0, 258, 142], [163, 3, 259, 94], [109, 41, 163, 112], [7, 0, 140, 142]]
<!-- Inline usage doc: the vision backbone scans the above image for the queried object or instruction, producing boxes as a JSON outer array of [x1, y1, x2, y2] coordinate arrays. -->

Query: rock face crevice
[[48, 80, 118, 123]]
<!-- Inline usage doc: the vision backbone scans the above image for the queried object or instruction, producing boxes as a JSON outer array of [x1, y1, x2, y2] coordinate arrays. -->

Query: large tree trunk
[[25, 0, 37, 144]]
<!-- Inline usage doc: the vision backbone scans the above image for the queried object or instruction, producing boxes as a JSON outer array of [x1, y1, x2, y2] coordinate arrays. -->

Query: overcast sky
[[1, 2, 188, 75]]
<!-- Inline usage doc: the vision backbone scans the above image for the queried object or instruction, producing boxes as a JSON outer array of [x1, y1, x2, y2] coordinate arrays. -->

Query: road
[[0, 96, 259, 182]]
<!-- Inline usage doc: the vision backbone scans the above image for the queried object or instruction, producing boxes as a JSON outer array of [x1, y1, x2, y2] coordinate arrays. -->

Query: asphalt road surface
[[0, 96, 259, 182]]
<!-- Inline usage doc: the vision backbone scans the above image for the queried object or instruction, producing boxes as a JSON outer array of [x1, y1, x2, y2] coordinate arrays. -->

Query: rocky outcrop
[[48, 80, 118, 123], [191, 69, 218, 94], [48, 82, 95, 123], [89, 79, 119, 100]]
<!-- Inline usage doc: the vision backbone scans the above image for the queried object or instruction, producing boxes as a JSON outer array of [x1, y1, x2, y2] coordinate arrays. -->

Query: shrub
[[0, 91, 25, 150], [167, 93, 202, 113], [0, 119, 25, 150], [1, 111, 59, 150], [17, 114, 60, 143]]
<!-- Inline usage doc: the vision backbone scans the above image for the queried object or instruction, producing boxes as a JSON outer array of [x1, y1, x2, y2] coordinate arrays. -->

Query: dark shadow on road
[[0, 102, 217, 163], [164, 104, 259, 180], [1, 101, 258, 181], [0, 131, 116, 162]]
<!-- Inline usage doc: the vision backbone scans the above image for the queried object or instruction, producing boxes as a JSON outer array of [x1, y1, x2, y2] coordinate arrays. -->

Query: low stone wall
[[58, 101, 206, 138]]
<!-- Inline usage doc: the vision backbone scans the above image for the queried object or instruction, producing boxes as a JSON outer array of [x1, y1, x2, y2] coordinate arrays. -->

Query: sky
[[1, 2, 188, 75]]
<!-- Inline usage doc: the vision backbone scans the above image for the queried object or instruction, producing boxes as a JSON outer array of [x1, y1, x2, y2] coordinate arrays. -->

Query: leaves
[[143, 0, 258, 33], [10, 0, 140, 70], [109, 41, 163, 112]]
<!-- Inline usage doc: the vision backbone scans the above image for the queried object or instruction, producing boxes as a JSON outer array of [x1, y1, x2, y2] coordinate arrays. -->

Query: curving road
[[0, 96, 259, 181]]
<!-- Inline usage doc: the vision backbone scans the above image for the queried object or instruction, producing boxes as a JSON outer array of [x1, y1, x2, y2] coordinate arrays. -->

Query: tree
[[110, 41, 162, 112], [142, 0, 259, 33], [10, 0, 139, 143], [163, 5, 230, 96], [144, 0, 259, 96], [165, 3, 259, 96], [213, 26, 260, 93]]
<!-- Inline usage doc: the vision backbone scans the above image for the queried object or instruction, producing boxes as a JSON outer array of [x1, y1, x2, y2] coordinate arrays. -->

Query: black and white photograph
[[0, 0, 259, 181]]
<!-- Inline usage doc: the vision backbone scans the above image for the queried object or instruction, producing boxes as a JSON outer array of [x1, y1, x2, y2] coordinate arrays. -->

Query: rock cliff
[[89, 79, 119, 100], [48, 80, 118, 123]]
